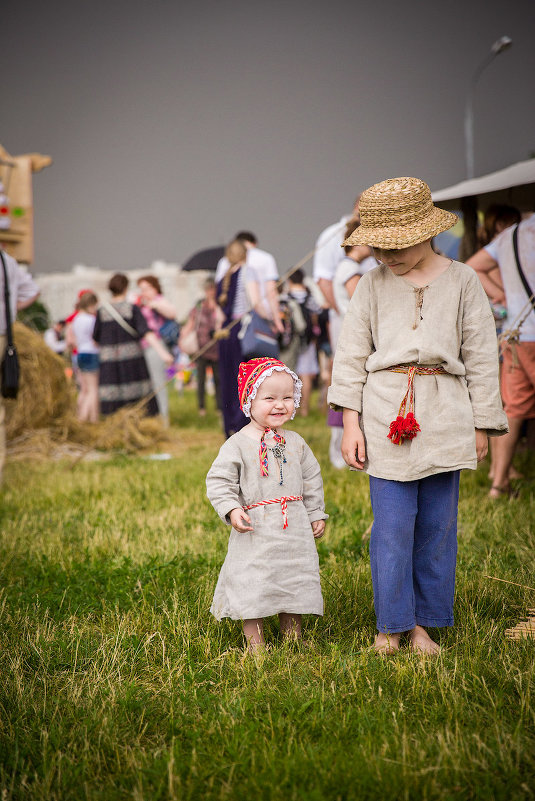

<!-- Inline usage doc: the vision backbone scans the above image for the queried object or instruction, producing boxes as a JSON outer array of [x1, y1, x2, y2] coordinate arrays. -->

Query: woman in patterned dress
[[93, 273, 173, 416]]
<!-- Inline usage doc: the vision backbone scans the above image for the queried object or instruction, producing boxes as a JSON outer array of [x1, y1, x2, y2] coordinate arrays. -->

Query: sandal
[[488, 485, 518, 499]]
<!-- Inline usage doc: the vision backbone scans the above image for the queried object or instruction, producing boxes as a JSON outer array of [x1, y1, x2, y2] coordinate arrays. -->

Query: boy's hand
[[475, 428, 488, 462], [230, 507, 254, 533], [312, 520, 326, 539], [341, 409, 366, 469]]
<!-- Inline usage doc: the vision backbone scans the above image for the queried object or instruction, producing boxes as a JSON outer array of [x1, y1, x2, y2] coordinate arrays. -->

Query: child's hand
[[311, 520, 326, 539], [475, 428, 488, 462], [341, 413, 366, 469], [230, 507, 254, 533]]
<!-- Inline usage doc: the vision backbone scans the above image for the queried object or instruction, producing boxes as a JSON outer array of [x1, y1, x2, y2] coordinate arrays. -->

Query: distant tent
[[432, 159, 535, 210], [182, 246, 225, 272], [432, 159, 535, 260]]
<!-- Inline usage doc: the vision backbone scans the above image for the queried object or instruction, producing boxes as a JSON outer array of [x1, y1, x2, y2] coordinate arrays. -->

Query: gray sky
[[4, 0, 535, 276]]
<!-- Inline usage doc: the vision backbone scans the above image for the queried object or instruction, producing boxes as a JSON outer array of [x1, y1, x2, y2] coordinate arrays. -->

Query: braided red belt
[[243, 495, 303, 530], [386, 364, 446, 445]]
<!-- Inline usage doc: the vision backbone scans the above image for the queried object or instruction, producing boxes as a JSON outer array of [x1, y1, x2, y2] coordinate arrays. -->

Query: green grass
[[1, 391, 534, 800]]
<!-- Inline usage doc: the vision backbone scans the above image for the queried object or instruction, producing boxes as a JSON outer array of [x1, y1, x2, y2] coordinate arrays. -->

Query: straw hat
[[343, 177, 457, 249]]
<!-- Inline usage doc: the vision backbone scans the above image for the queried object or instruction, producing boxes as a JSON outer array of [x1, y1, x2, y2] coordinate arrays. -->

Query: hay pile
[[505, 610, 535, 640], [5, 322, 171, 460]]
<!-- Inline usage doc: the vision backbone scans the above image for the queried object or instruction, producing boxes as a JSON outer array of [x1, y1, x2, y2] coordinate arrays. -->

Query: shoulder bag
[[512, 224, 535, 312], [239, 309, 280, 359], [1, 250, 20, 399], [238, 277, 279, 359]]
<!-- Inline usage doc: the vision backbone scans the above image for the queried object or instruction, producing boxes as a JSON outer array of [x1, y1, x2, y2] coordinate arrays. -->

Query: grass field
[[1, 391, 534, 800]]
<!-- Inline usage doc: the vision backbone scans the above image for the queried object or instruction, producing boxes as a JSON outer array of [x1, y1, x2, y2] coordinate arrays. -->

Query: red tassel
[[387, 365, 421, 445], [387, 416, 406, 445], [387, 412, 421, 445], [401, 412, 420, 439]]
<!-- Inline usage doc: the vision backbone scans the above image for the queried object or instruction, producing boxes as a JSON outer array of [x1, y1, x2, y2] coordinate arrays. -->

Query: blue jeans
[[369, 471, 460, 634]]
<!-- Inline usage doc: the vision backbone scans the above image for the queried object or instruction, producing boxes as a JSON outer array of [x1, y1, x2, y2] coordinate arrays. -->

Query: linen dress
[[206, 429, 328, 620], [327, 261, 508, 481]]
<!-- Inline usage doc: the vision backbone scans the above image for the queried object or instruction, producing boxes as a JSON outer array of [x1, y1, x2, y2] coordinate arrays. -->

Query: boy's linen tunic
[[206, 429, 327, 620], [327, 261, 508, 481]]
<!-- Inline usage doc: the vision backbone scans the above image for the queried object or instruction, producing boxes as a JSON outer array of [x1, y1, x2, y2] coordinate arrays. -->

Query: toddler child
[[328, 177, 508, 655], [206, 357, 328, 651]]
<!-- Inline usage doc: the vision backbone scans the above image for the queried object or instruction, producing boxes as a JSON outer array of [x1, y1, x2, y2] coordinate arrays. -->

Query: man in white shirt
[[313, 198, 361, 312], [312, 198, 363, 353], [0, 249, 40, 483], [215, 231, 283, 332], [467, 213, 535, 497]]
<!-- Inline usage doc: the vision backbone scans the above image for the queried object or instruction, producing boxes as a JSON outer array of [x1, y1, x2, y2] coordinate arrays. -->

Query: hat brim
[[343, 207, 458, 250]]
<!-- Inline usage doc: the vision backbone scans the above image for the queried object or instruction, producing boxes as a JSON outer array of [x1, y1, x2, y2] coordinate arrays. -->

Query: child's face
[[373, 240, 431, 275], [250, 372, 295, 430]]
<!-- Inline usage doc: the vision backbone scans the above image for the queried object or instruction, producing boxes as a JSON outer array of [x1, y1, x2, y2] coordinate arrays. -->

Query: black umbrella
[[181, 246, 225, 272]]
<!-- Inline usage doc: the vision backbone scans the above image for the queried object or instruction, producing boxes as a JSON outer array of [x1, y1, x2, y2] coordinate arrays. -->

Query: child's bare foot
[[409, 625, 440, 655], [282, 634, 310, 648], [373, 632, 400, 655], [247, 640, 268, 656]]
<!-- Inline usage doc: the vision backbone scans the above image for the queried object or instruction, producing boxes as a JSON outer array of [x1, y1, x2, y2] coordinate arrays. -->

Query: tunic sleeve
[[206, 442, 244, 525], [461, 271, 508, 436], [300, 440, 329, 524], [327, 273, 374, 413]]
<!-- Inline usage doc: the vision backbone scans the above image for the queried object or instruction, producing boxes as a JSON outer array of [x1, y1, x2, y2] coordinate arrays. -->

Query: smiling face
[[372, 239, 431, 275], [250, 371, 296, 431]]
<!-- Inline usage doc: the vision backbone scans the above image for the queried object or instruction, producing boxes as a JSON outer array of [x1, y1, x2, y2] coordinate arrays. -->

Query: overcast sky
[[3, 0, 535, 275]]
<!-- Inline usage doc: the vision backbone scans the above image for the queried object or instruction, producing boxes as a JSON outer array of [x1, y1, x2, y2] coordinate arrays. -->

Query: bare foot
[[247, 640, 268, 656], [282, 634, 310, 648], [409, 625, 440, 655], [373, 632, 401, 655]]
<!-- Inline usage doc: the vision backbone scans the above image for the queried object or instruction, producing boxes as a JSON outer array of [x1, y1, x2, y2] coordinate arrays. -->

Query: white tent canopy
[[432, 159, 535, 210]]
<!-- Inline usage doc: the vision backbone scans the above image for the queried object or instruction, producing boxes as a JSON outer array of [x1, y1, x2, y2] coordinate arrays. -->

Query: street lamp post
[[464, 36, 512, 179]]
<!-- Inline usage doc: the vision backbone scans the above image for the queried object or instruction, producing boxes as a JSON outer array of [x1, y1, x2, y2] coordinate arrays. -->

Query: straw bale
[[5, 322, 74, 439], [5, 322, 171, 458], [505, 610, 535, 641]]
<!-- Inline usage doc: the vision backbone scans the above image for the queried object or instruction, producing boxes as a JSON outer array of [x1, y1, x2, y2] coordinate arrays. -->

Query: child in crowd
[[69, 291, 100, 422], [328, 177, 507, 655], [206, 357, 328, 652]]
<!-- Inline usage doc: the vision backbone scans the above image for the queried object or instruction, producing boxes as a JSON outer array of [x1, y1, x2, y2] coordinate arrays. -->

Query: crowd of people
[[51, 273, 175, 425], [1, 173, 534, 657], [1, 184, 533, 505]]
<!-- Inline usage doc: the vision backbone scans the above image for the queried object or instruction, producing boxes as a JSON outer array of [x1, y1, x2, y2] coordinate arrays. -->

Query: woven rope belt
[[243, 495, 303, 530], [386, 364, 446, 445]]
